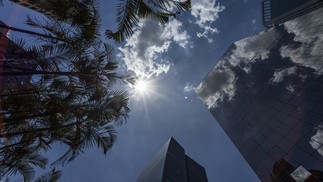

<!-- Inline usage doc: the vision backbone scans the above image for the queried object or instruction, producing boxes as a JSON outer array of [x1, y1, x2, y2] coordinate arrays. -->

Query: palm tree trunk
[[2, 70, 77, 76], [0, 24, 68, 44], [1, 121, 80, 138], [1, 90, 41, 97]]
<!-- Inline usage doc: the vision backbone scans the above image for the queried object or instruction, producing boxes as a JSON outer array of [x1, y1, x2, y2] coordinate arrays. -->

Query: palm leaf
[[107, 0, 191, 42], [27, 153, 48, 169], [137, 0, 175, 23], [13, 162, 35, 181], [1, 146, 46, 178], [50, 148, 74, 167], [106, 0, 139, 42], [94, 125, 117, 154], [34, 168, 61, 182]]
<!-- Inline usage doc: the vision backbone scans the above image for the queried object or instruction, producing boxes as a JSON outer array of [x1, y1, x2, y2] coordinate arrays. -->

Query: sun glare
[[130, 77, 166, 112], [134, 80, 149, 93], [132, 78, 155, 99]]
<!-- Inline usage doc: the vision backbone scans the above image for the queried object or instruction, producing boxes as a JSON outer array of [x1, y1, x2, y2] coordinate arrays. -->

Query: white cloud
[[184, 83, 196, 93], [195, 30, 278, 108], [271, 66, 297, 83], [196, 66, 236, 108], [290, 166, 312, 182], [310, 125, 323, 157], [286, 84, 295, 93], [222, 30, 276, 73], [119, 19, 190, 78], [191, 0, 225, 42], [280, 7, 323, 75]]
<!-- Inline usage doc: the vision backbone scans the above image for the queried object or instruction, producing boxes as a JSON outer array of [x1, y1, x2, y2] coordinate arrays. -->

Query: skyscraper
[[262, 0, 323, 28], [137, 137, 208, 182], [0, 21, 37, 90], [196, 6, 323, 182]]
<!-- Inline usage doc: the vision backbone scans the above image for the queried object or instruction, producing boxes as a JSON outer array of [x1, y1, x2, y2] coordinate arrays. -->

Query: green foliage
[[0, 2, 136, 180], [34, 168, 62, 182], [106, 0, 191, 42], [0, 150, 48, 181], [0, 41, 134, 179]]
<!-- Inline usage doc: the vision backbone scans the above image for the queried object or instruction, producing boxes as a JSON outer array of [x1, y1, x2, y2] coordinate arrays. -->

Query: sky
[[0, 0, 265, 181]]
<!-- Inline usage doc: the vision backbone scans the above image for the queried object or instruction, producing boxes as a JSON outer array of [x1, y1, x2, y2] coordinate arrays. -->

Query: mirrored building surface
[[262, 0, 323, 28], [197, 7, 323, 182], [137, 137, 208, 182], [0, 21, 37, 91]]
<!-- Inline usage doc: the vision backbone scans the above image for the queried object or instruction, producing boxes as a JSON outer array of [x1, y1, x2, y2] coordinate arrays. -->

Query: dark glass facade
[[137, 137, 208, 182], [197, 7, 323, 182], [0, 21, 37, 91], [262, 0, 323, 27]]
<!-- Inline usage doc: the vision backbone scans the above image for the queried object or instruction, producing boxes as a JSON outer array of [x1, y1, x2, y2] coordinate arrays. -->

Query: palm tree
[[0, 86, 129, 174], [1, 0, 100, 51], [0, 41, 134, 179], [0, 150, 48, 181], [0, 0, 136, 179], [24, 10, 101, 56], [106, 0, 191, 42]]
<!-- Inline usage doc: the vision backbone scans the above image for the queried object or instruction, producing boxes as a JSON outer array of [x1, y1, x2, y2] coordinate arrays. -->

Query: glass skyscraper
[[137, 137, 208, 182], [197, 7, 323, 182], [0, 21, 37, 89], [262, 0, 323, 27]]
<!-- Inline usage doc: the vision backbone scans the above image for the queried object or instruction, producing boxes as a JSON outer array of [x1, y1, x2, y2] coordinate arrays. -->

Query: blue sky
[[0, 0, 265, 181]]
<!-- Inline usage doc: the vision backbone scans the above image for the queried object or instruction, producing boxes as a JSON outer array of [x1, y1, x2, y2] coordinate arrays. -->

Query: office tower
[[137, 137, 208, 182], [262, 0, 323, 28], [196, 6, 323, 182], [0, 21, 37, 90]]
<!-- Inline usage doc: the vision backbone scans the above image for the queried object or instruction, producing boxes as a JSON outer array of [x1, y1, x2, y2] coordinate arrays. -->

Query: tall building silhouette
[[197, 6, 323, 182], [0, 21, 37, 91], [137, 137, 208, 182], [262, 0, 323, 28]]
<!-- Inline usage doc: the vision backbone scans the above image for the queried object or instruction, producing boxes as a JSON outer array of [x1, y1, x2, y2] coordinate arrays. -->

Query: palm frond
[[5, 160, 35, 181], [137, 0, 175, 23], [26, 153, 48, 169], [50, 148, 74, 167], [94, 125, 117, 154], [107, 0, 191, 42], [34, 168, 61, 182], [106, 0, 139, 42]]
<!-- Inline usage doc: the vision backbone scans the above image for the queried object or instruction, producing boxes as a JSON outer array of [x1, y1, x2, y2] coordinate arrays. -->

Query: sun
[[131, 78, 156, 99], [130, 77, 166, 111], [132, 78, 153, 98], [134, 80, 149, 93]]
